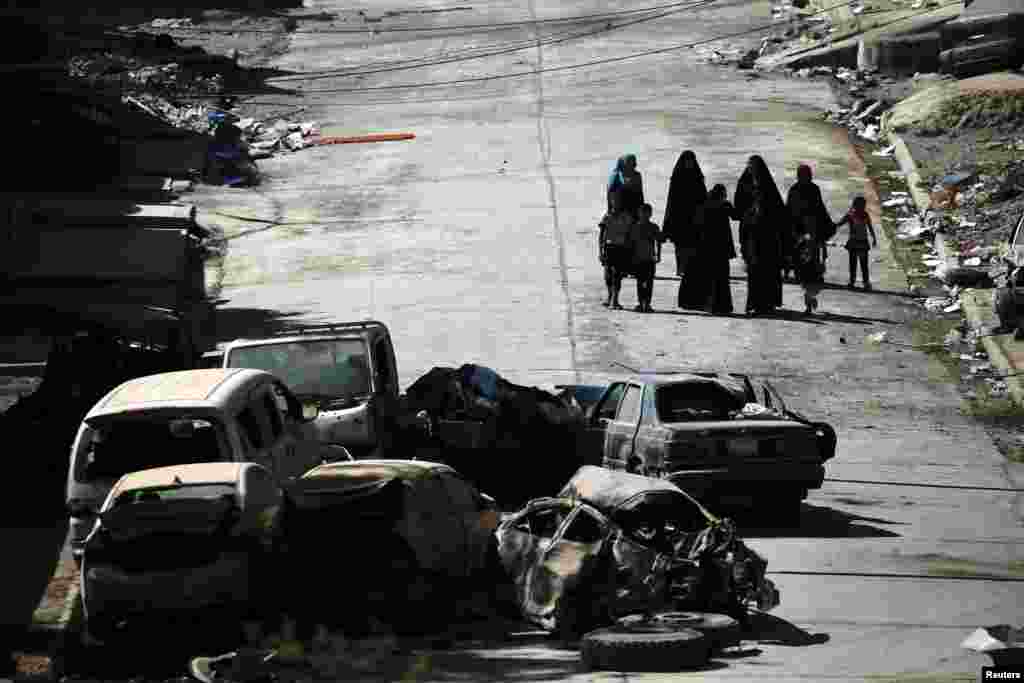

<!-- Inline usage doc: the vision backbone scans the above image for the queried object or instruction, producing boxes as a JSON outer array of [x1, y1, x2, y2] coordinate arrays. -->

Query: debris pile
[[232, 116, 321, 158], [814, 68, 902, 142]]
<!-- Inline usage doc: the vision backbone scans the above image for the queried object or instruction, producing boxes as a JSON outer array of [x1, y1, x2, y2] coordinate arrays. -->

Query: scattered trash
[[943, 301, 961, 313], [963, 256, 982, 267], [883, 197, 909, 208], [867, 331, 890, 344]]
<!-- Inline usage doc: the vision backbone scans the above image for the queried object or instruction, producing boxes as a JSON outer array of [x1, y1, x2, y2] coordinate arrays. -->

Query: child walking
[[834, 196, 877, 290], [629, 203, 662, 312], [599, 190, 635, 309]]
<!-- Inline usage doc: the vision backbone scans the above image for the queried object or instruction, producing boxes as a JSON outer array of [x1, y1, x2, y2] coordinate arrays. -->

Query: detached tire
[[618, 612, 741, 651], [581, 622, 710, 672]]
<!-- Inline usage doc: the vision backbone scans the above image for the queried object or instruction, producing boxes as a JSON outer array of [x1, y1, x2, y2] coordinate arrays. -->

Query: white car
[[65, 368, 350, 560]]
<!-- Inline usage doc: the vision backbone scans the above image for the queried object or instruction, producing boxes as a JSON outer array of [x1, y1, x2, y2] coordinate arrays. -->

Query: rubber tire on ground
[[581, 623, 710, 672], [618, 612, 740, 651], [875, 32, 941, 75]]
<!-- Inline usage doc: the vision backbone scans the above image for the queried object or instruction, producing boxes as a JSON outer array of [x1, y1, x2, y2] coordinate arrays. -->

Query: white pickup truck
[[202, 321, 409, 459]]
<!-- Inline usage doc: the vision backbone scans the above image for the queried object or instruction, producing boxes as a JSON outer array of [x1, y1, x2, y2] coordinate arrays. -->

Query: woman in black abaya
[[663, 150, 708, 308], [734, 155, 786, 315]]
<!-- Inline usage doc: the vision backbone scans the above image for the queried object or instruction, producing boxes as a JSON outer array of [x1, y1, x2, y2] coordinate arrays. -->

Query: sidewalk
[[889, 130, 1024, 408], [756, 0, 961, 71]]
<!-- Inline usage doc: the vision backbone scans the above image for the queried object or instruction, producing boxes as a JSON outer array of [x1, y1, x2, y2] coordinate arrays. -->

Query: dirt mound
[[883, 72, 1024, 135]]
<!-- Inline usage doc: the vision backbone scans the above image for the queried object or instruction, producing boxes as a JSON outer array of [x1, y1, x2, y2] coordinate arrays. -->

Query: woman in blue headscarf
[[607, 154, 644, 215]]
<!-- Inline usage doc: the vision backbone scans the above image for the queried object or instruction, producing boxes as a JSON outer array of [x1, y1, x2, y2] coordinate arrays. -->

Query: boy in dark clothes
[[834, 196, 878, 290], [599, 190, 635, 309], [629, 203, 662, 312]]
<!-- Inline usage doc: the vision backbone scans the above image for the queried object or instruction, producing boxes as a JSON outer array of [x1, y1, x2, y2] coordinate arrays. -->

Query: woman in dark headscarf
[[734, 155, 786, 315], [663, 150, 708, 284], [607, 154, 644, 216], [693, 183, 737, 314]]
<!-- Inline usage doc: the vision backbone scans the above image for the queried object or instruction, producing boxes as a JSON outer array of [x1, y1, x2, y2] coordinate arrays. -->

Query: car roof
[[558, 466, 706, 515], [290, 459, 454, 501], [224, 334, 369, 349], [302, 459, 453, 481], [87, 368, 273, 417], [110, 462, 244, 498]]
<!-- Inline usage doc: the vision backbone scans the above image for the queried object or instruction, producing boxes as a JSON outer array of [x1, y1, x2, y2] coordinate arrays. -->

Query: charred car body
[[577, 373, 836, 519], [80, 462, 283, 641], [281, 459, 505, 635], [497, 467, 779, 638]]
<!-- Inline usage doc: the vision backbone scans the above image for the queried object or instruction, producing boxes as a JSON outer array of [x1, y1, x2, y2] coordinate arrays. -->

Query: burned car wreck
[[496, 466, 779, 639]]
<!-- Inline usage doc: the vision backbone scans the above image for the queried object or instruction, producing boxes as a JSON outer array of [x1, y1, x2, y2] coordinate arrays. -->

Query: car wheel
[[618, 612, 740, 652], [581, 622, 710, 671]]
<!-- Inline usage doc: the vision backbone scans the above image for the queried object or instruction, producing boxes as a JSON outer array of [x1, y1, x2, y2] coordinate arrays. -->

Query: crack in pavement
[[528, 0, 580, 385]]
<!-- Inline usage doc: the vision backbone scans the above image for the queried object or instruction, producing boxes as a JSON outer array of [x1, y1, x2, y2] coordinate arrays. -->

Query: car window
[[562, 509, 605, 544], [519, 505, 570, 540], [79, 419, 225, 482], [595, 384, 626, 421], [656, 381, 745, 422], [228, 339, 371, 400], [111, 484, 235, 509], [616, 385, 643, 424]]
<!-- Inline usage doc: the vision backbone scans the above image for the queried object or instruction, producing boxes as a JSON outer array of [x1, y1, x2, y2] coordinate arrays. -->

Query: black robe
[[693, 198, 738, 314], [735, 163, 786, 312]]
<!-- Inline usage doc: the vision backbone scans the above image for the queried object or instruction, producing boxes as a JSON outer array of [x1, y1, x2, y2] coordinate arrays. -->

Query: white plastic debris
[[884, 197, 909, 207], [860, 124, 880, 142], [867, 331, 890, 344], [924, 297, 949, 311], [944, 301, 961, 313], [742, 403, 771, 416], [283, 131, 307, 150], [300, 121, 319, 136], [963, 257, 982, 267]]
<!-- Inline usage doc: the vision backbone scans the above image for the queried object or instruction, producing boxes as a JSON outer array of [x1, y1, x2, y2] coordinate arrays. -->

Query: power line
[[188, 0, 895, 99], [824, 478, 1022, 493], [121, 0, 716, 35], [264, 3, 710, 84]]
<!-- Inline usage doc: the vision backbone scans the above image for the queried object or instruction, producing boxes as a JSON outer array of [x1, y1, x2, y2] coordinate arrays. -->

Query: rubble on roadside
[[231, 115, 322, 158]]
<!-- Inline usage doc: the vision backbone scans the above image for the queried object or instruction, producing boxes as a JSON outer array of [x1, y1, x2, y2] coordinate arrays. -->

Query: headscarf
[[848, 199, 869, 223], [735, 155, 785, 220], [797, 163, 813, 183], [607, 156, 626, 195], [787, 163, 832, 240], [663, 150, 708, 242]]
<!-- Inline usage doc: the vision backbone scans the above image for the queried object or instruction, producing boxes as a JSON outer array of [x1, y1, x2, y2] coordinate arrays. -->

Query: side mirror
[[302, 402, 320, 421]]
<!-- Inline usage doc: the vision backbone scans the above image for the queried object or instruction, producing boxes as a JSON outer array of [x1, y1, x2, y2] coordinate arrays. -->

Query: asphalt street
[[190, 0, 1024, 679]]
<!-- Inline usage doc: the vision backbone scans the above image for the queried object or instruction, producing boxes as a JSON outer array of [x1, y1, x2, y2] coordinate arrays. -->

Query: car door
[[522, 504, 610, 626], [234, 393, 275, 474], [605, 383, 644, 473], [589, 383, 625, 468], [497, 501, 575, 615]]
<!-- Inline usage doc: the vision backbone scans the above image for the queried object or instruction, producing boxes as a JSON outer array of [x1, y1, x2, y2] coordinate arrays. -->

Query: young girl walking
[[834, 196, 878, 291]]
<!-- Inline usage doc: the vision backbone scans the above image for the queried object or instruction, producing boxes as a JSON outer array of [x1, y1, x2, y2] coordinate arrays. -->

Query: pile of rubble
[[123, 94, 218, 134], [234, 116, 321, 158], [816, 68, 903, 142]]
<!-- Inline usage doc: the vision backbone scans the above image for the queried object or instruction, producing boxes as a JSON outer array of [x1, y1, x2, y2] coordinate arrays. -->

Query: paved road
[[188, 0, 1024, 680]]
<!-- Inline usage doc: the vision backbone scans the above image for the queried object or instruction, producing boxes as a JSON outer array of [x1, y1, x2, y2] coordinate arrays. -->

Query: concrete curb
[[887, 131, 1024, 408]]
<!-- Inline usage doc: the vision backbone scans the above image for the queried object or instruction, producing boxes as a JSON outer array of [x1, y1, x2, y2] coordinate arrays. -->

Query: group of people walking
[[599, 151, 878, 316]]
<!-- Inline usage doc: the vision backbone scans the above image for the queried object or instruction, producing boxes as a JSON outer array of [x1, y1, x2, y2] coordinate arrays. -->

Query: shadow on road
[[644, 307, 901, 326], [211, 306, 313, 343], [745, 612, 831, 647], [737, 503, 905, 539]]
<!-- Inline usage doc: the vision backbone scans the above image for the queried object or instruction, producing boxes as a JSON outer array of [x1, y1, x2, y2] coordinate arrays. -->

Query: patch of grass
[[927, 557, 1024, 578]]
